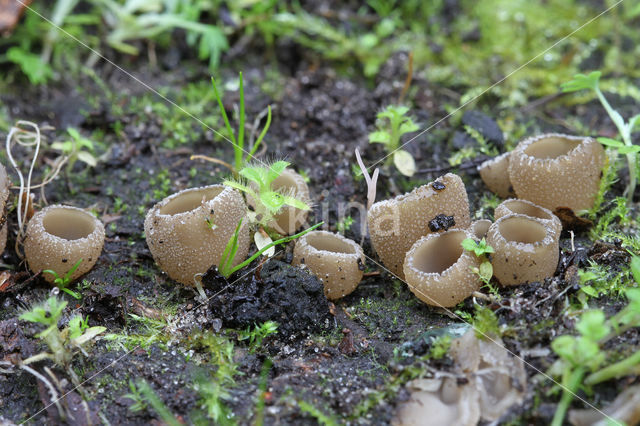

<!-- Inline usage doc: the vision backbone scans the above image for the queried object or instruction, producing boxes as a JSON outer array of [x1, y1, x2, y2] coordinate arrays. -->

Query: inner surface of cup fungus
[[470, 219, 492, 240], [368, 173, 471, 278], [292, 230, 365, 300], [486, 214, 559, 286], [403, 229, 480, 307], [494, 198, 562, 237], [508, 133, 605, 211], [145, 185, 250, 285], [270, 169, 311, 235], [24, 205, 105, 283], [477, 152, 514, 198]]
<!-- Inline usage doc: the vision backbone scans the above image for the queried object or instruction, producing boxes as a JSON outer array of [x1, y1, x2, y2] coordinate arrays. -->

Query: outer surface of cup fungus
[[508, 133, 605, 211], [24, 205, 105, 283], [0, 162, 8, 255], [486, 214, 559, 286], [494, 198, 562, 237], [368, 173, 471, 278], [477, 152, 514, 198], [292, 230, 365, 300], [145, 185, 250, 285], [403, 229, 480, 307]]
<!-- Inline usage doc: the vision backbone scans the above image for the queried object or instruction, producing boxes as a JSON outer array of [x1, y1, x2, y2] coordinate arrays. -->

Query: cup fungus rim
[[34, 204, 103, 244], [490, 214, 555, 249], [405, 229, 473, 278], [298, 230, 361, 258], [153, 184, 229, 218], [514, 133, 595, 164]]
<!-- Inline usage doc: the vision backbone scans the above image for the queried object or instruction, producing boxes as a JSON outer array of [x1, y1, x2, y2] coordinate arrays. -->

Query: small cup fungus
[[368, 173, 471, 278], [145, 185, 250, 285], [267, 169, 311, 235], [486, 214, 559, 286], [403, 229, 481, 307], [477, 152, 514, 198], [24, 205, 105, 283], [470, 219, 492, 240], [292, 230, 365, 300], [508, 133, 605, 211], [494, 198, 562, 237]]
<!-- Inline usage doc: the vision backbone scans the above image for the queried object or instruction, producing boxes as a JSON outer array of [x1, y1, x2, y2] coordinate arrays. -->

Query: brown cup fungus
[[508, 133, 605, 211], [292, 230, 365, 300], [403, 229, 481, 307], [470, 219, 492, 240], [494, 198, 562, 237], [24, 205, 105, 283], [477, 152, 514, 198], [145, 185, 250, 285], [0, 162, 8, 255], [368, 173, 471, 278], [486, 214, 559, 286]]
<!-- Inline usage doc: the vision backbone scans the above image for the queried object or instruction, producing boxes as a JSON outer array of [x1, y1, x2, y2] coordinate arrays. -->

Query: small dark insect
[[432, 181, 446, 191]]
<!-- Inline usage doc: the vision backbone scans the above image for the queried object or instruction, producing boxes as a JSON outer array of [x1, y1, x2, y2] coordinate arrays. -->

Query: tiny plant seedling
[[561, 71, 640, 204], [224, 160, 310, 231], [461, 238, 497, 297], [51, 128, 98, 173], [368, 105, 419, 177], [238, 321, 279, 353], [211, 72, 272, 173], [43, 258, 84, 299], [550, 288, 640, 426]]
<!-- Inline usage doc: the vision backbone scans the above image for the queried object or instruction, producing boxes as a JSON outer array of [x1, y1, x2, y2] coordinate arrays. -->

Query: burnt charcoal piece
[[206, 260, 332, 338], [461, 110, 504, 148], [428, 214, 456, 232]]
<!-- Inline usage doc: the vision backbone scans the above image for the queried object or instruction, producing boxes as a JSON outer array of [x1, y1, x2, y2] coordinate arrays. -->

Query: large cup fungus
[[477, 152, 514, 198], [145, 185, 250, 285], [24, 205, 105, 283], [403, 229, 481, 307], [292, 230, 365, 300], [486, 214, 559, 286], [368, 173, 471, 278], [508, 133, 605, 211]]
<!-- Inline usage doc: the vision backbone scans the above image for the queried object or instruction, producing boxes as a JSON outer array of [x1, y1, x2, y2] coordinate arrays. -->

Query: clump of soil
[[205, 259, 332, 338]]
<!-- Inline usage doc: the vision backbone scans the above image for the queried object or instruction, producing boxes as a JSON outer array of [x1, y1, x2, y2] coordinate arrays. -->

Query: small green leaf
[[77, 151, 98, 167], [597, 137, 624, 148], [560, 71, 601, 93], [369, 131, 391, 144], [239, 167, 266, 185], [71, 326, 106, 346], [580, 286, 599, 297], [461, 238, 478, 252], [282, 195, 310, 210], [260, 191, 286, 213], [617, 145, 640, 154], [631, 255, 640, 285], [393, 150, 416, 177], [399, 121, 419, 135], [576, 310, 609, 341], [266, 161, 290, 184], [479, 261, 493, 282], [551, 335, 577, 362]]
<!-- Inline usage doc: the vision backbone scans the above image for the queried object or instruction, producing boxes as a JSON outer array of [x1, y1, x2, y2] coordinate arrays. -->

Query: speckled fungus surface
[[24, 205, 105, 283], [0, 162, 8, 255], [292, 230, 364, 300], [403, 229, 480, 307], [368, 173, 471, 278], [145, 185, 250, 285], [494, 198, 562, 237], [477, 152, 514, 198], [486, 214, 559, 286], [508, 133, 605, 211], [470, 219, 492, 240]]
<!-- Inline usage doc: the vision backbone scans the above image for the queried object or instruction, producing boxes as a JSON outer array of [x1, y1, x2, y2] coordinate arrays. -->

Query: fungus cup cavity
[[494, 198, 562, 237], [145, 185, 250, 285], [470, 219, 492, 240], [486, 214, 559, 286], [292, 230, 365, 300], [477, 152, 514, 198], [266, 169, 310, 235], [403, 229, 480, 307], [368, 173, 471, 278], [24, 205, 105, 283], [508, 133, 605, 211]]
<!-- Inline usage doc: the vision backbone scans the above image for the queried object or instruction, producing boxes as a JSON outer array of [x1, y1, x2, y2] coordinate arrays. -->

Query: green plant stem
[[237, 71, 245, 172], [551, 367, 585, 426], [585, 350, 640, 386], [226, 222, 323, 277]]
